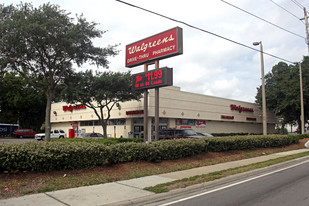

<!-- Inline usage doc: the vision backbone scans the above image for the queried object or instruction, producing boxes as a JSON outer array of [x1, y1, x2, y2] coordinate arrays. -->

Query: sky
[[3, 0, 309, 103]]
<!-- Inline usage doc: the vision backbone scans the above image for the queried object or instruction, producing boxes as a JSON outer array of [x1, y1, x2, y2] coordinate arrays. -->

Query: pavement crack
[[116, 182, 145, 190], [45, 193, 70, 206]]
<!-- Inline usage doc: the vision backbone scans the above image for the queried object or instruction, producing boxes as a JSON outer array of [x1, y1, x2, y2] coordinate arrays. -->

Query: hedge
[[206, 134, 300, 152], [152, 138, 208, 161], [51, 137, 143, 145], [0, 134, 306, 172], [0, 142, 110, 172]]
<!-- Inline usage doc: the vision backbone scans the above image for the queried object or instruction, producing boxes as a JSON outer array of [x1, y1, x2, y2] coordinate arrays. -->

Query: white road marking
[[159, 159, 309, 206]]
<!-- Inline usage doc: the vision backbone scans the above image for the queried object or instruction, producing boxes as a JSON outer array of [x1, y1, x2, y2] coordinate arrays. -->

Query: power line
[[269, 0, 304, 23], [221, 0, 306, 39], [115, 0, 296, 64], [291, 0, 305, 9]]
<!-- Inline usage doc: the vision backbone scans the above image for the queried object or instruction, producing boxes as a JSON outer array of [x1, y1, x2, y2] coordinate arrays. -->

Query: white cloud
[[3, 0, 308, 103]]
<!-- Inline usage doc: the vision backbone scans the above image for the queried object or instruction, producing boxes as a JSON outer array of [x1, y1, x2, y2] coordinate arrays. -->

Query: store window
[[182, 119, 189, 125], [151, 118, 168, 125], [176, 119, 195, 126], [107, 119, 126, 125], [167, 130, 174, 138], [133, 118, 143, 124], [80, 119, 125, 126], [80, 121, 93, 126]]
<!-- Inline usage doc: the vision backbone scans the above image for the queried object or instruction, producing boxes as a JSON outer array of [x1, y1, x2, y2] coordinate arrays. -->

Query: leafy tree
[[255, 57, 309, 132], [0, 72, 46, 131], [60, 70, 142, 138], [0, 3, 118, 141]]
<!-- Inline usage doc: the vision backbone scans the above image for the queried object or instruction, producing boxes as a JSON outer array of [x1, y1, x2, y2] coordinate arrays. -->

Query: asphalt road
[[159, 159, 309, 206], [0, 137, 36, 144]]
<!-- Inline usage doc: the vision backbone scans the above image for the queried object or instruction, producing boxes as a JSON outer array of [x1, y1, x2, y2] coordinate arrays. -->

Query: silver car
[[197, 132, 213, 137]]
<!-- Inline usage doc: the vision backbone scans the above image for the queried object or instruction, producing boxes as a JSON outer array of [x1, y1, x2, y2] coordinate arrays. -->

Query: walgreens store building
[[50, 86, 277, 138]]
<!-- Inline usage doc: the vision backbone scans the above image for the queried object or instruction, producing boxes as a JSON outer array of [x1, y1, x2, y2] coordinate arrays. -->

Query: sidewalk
[[1, 149, 308, 206]]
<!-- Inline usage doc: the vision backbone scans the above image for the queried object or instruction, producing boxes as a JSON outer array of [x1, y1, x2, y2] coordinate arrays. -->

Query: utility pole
[[303, 8, 309, 54], [300, 9, 307, 134], [298, 63, 305, 134]]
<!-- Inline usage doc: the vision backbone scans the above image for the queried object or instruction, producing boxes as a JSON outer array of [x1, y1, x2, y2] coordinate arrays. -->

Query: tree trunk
[[102, 120, 108, 138], [44, 93, 52, 142]]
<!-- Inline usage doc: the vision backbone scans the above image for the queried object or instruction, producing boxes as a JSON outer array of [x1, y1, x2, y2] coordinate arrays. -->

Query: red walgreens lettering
[[63, 104, 86, 112], [128, 34, 175, 55], [221, 115, 234, 120], [126, 110, 144, 115], [230, 104, 254, 113], [126, 27, 182, 68]]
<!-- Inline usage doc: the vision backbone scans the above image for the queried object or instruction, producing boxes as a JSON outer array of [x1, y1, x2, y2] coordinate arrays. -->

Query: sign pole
[[126, 27, 182, 141], [143, 64, 148, 143], [155, 60, 159, 141]]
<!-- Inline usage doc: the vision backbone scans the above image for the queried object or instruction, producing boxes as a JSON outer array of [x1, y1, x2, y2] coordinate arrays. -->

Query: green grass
[[145, 151, 309, 193], [244, 152, 251, 157], [37, 187, 55, 193], [22, 190, 34, 195]]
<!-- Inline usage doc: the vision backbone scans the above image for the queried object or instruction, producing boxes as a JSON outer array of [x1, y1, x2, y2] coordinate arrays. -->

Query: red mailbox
[[69, 129, 75, 139]]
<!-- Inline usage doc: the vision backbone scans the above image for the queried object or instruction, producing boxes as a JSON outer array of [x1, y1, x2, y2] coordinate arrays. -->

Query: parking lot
[[0, 137, 36, 144]]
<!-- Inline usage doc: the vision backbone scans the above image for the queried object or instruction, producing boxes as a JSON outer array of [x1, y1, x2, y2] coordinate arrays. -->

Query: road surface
[[0, 137, 35, 144], [157, 159, 309, 206]]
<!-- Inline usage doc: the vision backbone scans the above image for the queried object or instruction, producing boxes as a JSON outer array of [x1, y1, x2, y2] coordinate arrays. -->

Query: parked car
[[79, 132, 104, 139], [197, 132, 214, 137], [159, 128, 204, 140], [35, 129, 67, 141], [13, 129, 37, 138]]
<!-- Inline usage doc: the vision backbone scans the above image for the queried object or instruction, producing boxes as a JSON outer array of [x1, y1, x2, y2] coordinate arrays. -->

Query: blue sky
[[3, 0, 308, 102]]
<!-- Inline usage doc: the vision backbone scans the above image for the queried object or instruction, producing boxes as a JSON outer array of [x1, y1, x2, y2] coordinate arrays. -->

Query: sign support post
[[143, 64, 149, 143], [155, 60, 159, 141], [126, 27, 182, 142], [132, 66, 172, 142]]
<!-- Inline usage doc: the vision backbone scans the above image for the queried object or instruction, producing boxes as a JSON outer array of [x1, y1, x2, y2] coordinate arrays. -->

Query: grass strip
[[145, 151, 309, 193]]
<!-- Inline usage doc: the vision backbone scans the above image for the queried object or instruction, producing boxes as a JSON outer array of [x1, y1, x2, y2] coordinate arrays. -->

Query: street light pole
[[253, 41, 267, 135]]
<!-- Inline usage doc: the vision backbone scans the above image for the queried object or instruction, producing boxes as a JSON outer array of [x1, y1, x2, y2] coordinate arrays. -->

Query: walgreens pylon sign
[[126, 27, 183, 68]]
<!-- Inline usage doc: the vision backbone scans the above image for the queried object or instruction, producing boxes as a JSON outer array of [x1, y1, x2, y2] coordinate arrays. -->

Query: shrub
[[275, 127, 288, 134], [0, 142, 110, 172], [0, 134, 302, 172], [51, 137, 143, 145], [296, 133, 309, 139], [211, 133, 252, 137], [152, 138, 208, 160], [108, 143, 159, 163], [206, 134, 300, 152]]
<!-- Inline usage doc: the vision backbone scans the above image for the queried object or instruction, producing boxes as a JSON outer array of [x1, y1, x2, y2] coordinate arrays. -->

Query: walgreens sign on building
[[126, 27, 183, 68]]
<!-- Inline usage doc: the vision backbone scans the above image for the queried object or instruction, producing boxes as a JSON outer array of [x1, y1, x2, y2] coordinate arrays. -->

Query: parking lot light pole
[[253, 41, 267, 135]]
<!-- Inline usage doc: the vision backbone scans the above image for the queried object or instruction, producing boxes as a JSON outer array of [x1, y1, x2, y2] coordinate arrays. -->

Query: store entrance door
[[151, 118, 168, 140], [134, 125, 144, 138], [133, 118, 144, 138]]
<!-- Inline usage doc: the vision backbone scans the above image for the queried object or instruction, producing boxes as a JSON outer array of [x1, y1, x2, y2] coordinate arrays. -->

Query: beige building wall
[[50, 86, 277, 137]]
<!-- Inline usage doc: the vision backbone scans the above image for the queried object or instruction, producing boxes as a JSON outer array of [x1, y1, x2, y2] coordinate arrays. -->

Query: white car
[[35, 129, 67, 141], [197, 132, 214, 137]]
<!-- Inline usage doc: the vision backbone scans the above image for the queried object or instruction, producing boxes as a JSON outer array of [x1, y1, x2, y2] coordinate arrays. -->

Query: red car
[[13, 129, 37, 138]]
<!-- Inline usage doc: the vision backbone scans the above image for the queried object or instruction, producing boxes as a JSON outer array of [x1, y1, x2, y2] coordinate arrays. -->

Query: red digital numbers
[[132, 67, 172, 91], [145, 69, 163, 80]]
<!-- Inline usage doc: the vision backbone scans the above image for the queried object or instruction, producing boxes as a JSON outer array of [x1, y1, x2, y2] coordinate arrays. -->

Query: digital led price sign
[[132, 67, 173, 91]]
